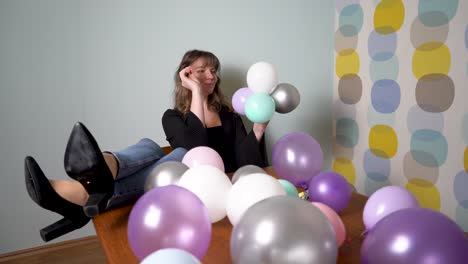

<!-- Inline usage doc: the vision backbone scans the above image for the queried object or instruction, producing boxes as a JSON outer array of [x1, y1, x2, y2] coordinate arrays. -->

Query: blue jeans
[[105, 138, 187, 209]]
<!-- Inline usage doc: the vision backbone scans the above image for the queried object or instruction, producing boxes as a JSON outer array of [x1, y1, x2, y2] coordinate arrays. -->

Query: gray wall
[[0, 0, 334, 253]]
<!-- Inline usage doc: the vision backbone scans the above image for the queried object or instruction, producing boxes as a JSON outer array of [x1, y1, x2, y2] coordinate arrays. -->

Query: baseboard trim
[[0, 236, 100, 262]]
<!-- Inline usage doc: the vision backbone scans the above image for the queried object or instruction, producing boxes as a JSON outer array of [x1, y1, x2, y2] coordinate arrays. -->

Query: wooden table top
[[93, 167, 368, 263]]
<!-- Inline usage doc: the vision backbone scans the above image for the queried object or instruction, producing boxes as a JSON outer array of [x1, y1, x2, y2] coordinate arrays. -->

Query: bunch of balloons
[[130, 146, 229, 261], [228, 165, 347, 259], [360, 186, 468, 263], [232, 62, 300, 123], [271, 131, 352, 213]]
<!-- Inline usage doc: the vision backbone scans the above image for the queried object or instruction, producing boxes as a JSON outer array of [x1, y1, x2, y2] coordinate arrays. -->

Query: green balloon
[[278, 179, 299, 197], [245, 93, 275, 123]]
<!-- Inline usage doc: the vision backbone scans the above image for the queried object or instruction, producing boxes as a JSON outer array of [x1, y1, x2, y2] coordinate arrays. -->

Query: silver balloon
[[231, 196, 337, 264], [144, 161, 189, 192], [271, 83, 300, 114], [231, 165, 265, 184]]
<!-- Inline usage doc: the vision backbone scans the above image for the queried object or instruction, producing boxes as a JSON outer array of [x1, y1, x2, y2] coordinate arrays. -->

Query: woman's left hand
[[253, 121, 269, 142]]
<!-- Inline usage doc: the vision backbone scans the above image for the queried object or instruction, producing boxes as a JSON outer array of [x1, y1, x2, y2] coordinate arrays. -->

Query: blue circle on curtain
[[418, 0, 458, 27], [363, 149, 391, 181], [410, 129, 448, 167], [336, 0, 360, 14], [336, 118, 359, 148], [371, 79, 401, 113], [368, 30, 397, 61], [454, 170, 468, 209], [339, 4, 364, 37]]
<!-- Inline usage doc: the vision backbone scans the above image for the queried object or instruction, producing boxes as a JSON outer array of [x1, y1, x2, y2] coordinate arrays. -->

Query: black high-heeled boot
[[64, 122, 115, 217], [24, 156, 90, 242]]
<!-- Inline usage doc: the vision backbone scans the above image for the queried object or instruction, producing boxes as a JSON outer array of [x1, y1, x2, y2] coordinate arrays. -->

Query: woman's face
[[189, 57, 218, 93]]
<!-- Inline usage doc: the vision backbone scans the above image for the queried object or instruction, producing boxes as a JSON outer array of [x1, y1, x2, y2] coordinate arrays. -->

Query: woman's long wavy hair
[[173, 50, 232, 114]]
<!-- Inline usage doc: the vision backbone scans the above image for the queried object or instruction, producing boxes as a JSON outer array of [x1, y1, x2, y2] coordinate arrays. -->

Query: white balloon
[[141, 248, 201, 264], [178, 165, 232, 223], [226, 173, 286, 226], [246, 62, 278, 93]]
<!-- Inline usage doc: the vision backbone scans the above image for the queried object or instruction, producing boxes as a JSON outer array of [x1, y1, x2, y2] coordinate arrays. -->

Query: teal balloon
[[245, 93, 275, 123], [278, 179, 299, 197]]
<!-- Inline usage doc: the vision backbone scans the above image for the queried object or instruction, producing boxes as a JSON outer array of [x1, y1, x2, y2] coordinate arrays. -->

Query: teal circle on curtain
[[336, 118, 359, 148], [364, 177, 390, 196], [369, 55, 399, 82], [410, 129, 448, 167], [367, 104, 395, 127], [339, 4, 364, 37], [418, 0, 458, 27]]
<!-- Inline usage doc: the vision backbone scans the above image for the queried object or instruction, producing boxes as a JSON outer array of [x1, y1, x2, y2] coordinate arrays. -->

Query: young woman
[[24, 49, 269, 242]]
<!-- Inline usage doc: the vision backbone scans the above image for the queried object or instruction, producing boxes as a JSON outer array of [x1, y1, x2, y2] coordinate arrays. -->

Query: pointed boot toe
[[64, 122, 114, 217]]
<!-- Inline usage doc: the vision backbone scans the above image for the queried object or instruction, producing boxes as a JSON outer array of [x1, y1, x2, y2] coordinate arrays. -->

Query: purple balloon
[[308, 171, 352, 213], [361, 208, 468, 264], [272, 132, 323, 186], [127, 185, 212, 260], [232, 87, 253, 115], [363, 186, 419, 231]]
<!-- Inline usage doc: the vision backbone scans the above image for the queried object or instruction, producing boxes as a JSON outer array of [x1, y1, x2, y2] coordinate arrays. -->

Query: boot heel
[[83, 193, 110, 217], [40, 218, 83, 242]]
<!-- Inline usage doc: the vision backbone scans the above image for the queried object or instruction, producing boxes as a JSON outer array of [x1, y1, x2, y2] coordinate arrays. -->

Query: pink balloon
[[182, 146, 225, 172], [312, 202, 346, 246], [232, 87, 253, 115]]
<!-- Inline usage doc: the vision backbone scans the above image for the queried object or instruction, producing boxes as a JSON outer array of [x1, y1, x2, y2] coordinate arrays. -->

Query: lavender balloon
[[272, 132, 323, 186], [361, 208, 468, 264], [232, 87, 253, 115], [308, 171, 352, 213], [363, 186, 419, 231], [127, 185, 212, 260]]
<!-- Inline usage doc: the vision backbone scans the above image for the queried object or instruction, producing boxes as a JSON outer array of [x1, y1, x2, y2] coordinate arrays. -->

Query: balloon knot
[[361, 230, 369, 238], [298, 190, 309, 200]]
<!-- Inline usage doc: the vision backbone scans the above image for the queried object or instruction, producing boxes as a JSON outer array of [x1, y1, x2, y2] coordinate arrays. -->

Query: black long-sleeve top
[[162, 107, 267, 173]]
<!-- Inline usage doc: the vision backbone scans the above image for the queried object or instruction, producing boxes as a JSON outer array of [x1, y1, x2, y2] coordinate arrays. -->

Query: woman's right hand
[[179, 66, 201, 93]]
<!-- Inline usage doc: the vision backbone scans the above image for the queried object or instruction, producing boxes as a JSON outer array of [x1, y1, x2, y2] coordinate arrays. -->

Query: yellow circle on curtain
[[369, 125, 398, 158], [333, 157, 356, 184], [336, 49, 359, 78], [464, 146, 468, 172], [412, 42, 451, 79], [406, 178, 441, 210], [374, 0, 405, 34]]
